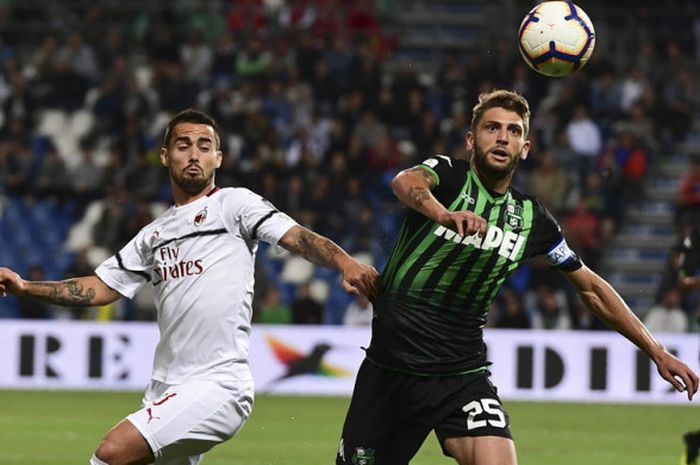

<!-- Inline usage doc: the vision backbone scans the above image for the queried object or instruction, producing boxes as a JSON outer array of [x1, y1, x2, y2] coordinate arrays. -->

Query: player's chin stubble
[[172, 170, 212, 195], [472, 144, 520, 180]]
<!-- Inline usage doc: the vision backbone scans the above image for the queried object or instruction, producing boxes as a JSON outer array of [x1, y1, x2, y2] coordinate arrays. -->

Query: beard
[[472, 143, 521, 180], [171, 166, 213, 195]]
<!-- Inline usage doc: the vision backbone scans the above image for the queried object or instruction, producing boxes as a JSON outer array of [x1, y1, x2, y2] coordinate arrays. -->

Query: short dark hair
[[163, 109, 221, 149], [470, 90, 531, 136]]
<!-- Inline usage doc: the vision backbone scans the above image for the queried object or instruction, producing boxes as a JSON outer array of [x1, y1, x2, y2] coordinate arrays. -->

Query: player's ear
[[216, 150, 223, 169], [520, 139, 531, 160], [466, 131, 474, 152], [160, 146, 170, 167]]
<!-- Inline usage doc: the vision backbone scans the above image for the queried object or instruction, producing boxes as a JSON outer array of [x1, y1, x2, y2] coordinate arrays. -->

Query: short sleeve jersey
[[95, 187, 297, 384], [678, 227, 700, 280], [366, 156, 582, 375]]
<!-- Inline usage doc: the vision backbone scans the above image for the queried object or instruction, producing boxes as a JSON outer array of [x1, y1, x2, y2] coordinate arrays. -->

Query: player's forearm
[[279, 225, 351, 272], [580, 278, 665, 359], [22, 276, 118, 307]]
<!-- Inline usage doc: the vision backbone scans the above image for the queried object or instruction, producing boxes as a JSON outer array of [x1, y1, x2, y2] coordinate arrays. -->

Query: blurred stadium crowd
[[0, 0, 699, 331]]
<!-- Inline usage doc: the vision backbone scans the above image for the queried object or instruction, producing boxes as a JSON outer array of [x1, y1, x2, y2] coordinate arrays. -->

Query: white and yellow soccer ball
[[518, 1, 595, 77]]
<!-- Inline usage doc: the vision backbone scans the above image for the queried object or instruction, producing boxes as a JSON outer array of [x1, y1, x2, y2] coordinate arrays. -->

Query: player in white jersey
[[0, 109, 380, 465]]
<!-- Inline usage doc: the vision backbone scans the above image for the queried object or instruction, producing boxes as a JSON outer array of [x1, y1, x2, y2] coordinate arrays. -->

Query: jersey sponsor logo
[[153, 246, 205, 285], [545, 239, 575, 267], [194, 207, 208, 226], [433, 224, 525, 261]]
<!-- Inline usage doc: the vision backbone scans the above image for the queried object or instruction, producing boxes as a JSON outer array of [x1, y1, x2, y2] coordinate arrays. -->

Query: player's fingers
[[367, 273, 380, 298], [341, 279, 359, 296], [454, 217, 464, 237], [683, 370, 699, 400], [663, 369, 686, 394], [478, 217, 488, 236]]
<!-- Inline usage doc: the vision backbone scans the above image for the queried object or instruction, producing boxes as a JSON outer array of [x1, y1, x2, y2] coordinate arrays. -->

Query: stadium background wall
[[0, 321, 697, 404]]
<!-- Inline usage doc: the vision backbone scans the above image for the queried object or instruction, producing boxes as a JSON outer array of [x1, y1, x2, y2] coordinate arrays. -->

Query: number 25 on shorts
[[463, 398, 507, 430]]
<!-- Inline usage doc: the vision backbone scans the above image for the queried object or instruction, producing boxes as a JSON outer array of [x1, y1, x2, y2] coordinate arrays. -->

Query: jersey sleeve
[[95, 232, 153, 299], [678, 229, 700, 279], [416, 155, 457, 197], [529, 200, 583, 272], [223, 188, 298, 245]]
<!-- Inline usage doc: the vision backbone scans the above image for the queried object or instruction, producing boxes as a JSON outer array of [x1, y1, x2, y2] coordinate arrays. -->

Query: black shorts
[[336, 358, 512, 465]]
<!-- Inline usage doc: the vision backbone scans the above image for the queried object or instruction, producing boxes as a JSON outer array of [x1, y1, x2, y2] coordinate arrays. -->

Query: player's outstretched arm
[[391, 167, 487, 237], [0, 267, 121, 307], [278, 226, 379, 299], [565, 265, 699, 400]]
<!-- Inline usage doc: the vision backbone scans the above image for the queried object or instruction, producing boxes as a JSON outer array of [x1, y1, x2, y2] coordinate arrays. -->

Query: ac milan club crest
[[194, 207, 208, 226]]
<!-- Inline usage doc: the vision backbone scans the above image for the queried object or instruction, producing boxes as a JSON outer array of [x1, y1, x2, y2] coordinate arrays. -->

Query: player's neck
[[171, 183, 218, 207]]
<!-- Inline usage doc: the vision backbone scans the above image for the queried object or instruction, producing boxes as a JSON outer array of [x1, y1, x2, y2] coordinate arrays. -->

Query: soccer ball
[[518, 1, 595, 77]]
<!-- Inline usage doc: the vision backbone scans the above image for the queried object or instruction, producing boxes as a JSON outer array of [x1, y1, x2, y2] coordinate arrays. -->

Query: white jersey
[[95, 187, 297, 384]]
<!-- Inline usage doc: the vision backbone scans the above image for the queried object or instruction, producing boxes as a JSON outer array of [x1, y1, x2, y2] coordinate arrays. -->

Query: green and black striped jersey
[[366, 155, 582, 375]]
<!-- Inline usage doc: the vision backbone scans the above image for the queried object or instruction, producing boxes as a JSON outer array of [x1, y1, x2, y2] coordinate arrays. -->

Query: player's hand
[[0, 267, 26, 297], [339, 259, 380, 301], [437, 210, 487, 237], [654, 349, 699, 401]]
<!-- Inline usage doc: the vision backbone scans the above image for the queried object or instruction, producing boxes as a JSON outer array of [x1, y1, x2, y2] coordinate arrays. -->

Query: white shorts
[[127, 378, 254, 465]]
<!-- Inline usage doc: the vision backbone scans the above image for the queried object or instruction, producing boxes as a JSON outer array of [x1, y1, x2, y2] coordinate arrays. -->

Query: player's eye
[[508, 127, 522, 136]]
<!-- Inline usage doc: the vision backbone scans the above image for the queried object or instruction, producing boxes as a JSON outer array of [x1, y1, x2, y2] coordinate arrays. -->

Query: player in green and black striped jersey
[[337, 90, 698, 465], [676, 225, 700, 465]]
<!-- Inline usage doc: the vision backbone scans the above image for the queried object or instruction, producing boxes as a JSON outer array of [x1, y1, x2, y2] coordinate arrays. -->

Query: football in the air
[[518, 1, 595, 77]]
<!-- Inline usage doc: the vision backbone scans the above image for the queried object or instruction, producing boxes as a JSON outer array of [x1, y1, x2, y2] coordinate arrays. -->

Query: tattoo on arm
[[283, 228, 344, 270], [30, 279, 97, 306], [407, 186, 431, 208], [403, 167, 437, 209], [407, 167, 438, 188]]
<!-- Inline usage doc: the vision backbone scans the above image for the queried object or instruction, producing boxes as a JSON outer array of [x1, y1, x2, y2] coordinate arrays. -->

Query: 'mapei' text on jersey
[[367, 156, 582, 375], [96, 187, 297, 384]]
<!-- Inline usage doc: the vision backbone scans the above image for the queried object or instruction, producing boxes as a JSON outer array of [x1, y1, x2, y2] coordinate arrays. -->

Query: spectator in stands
[[17, 265, 51, 319], [291, 281, 324, 324], [526, 150, 570, 214], [563, 198, 602, 269], [343, 294, 373, 326], [33, 141, 69, 201], [677, 155, 700, 227], [3, 71, 38, 130], [493, 288, 531, 329], [0, 136, 32, 197], [529, 285, 571, 330], [71, 139, 105, 202], [643, 288, 688, 334], [610, 127, 648, 201], [566, 104, 602, 193], [257, 287, 292, 324]]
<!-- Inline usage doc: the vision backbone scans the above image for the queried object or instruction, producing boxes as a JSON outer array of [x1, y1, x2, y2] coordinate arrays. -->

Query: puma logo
[[146, 407, 159, 424], [146, 393, 178, 423]]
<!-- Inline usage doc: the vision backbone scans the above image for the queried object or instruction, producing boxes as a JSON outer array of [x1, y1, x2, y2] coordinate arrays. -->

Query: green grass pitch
[[1, 390, 697, 464]]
